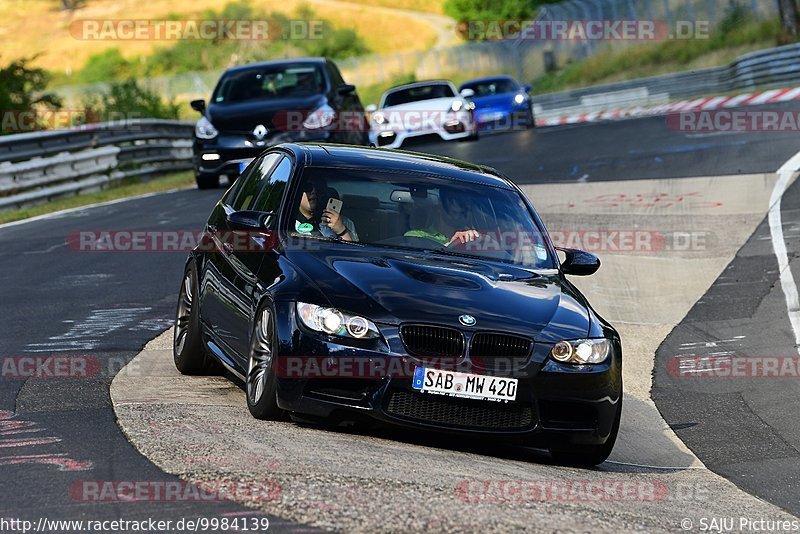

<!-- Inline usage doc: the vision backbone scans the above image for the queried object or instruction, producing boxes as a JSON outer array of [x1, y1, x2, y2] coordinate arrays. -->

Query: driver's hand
[[322, 209, 345, 234], [445, 230, 480, 246]]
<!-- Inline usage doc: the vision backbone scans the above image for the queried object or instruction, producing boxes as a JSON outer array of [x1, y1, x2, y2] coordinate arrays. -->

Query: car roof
[[384, 80, 455, 94], [222, 57, 327, 75], [460, 75, 516, 87], [279, 143, 515, 190]]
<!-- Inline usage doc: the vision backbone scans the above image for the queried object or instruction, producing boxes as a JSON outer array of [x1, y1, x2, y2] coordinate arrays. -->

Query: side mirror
[[190, 99, 206, 113], [337, 84, 356, 96], [558, 247, 600, 276], [365, 104, 377, 113], [227, 210, 274, 231], [460, 88, 475, 98], [523, 84, 532, 93]]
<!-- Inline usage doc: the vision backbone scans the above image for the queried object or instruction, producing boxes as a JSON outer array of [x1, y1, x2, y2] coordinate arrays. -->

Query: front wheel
[[548, 400, 621, 466], [246, 305, 284, 420]]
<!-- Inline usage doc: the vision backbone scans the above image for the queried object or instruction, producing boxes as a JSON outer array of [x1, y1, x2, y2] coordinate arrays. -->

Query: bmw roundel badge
[[459, 314, 476, 327]]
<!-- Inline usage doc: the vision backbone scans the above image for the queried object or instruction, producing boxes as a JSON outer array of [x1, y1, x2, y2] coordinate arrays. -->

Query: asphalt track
[[2, 104, 800, 531], [652, 164, 800, 515]]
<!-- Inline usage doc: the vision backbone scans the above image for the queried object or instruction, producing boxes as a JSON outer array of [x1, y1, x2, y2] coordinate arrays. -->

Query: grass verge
[[0, 170, 195, 225], [533, 17, 784, 94]]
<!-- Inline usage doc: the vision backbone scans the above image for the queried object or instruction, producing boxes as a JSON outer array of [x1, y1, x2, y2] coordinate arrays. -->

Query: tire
[[548, 399, 622, 466], [246, 304, 284, 420], [173, 261, 221, 375], [195, 172, 220, 190], [458, 131, 479, 142], [526, 108, 536, 129]]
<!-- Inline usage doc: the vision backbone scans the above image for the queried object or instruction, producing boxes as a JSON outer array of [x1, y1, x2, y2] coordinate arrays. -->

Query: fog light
[[201, 153, 220, 161]]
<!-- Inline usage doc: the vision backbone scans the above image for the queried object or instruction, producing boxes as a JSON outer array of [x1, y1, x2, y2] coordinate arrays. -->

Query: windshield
[[461, 78, 519, 96], [212, 64, 325, 104], [288, 167, 553, 269], [382, 84, 456, 108]]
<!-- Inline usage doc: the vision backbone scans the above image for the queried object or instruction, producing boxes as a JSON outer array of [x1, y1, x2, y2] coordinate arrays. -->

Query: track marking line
[[604, 460, 706, 470], [769, 149, 800, 351]]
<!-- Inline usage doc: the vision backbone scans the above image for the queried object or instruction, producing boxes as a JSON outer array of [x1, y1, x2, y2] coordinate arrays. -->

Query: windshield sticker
[[296, 222, 314, 234]]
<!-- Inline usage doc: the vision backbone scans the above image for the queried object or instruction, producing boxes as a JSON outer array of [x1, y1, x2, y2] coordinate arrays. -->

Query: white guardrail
[[532, 43, 800, 119], [0, 119, 193, 211]]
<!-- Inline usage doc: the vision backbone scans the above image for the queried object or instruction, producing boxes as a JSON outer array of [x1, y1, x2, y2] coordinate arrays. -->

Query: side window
[[231, 153, 281, 211], [326, 62, 345, 88], [252, 157, 293, 213]]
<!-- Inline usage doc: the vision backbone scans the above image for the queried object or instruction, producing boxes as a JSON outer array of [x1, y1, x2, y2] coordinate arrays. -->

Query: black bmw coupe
[[173, 143, 622, 465]]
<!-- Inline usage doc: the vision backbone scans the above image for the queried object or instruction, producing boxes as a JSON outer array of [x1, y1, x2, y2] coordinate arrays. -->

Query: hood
[[208, 95, 326, 132], [472, 93, 521, 109], [381, 97, 459, 113], [285, 245, 590, 343]]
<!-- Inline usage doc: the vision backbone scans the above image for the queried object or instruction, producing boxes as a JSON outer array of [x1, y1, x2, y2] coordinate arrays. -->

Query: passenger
[[294, 179, 359, 242], [404, 188, 479, 246]]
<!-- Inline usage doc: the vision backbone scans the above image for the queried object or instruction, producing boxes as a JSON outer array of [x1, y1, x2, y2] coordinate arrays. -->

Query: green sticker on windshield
[[535, 244, 547, 260], [297, 222, 314, 234]]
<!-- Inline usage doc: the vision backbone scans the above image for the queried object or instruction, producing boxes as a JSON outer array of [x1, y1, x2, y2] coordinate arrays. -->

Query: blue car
[[459, 76, 534, 131]]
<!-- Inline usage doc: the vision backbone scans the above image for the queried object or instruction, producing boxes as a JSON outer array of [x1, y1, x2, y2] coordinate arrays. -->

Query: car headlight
[[195, 116, 218, 139], [514, 94, 526, 104], [550, 339, 611, 364], [450, 100, 464, 112], [372, 111, 386, 125], [296, 302, 380, 339], [302, 105, 336, 129]]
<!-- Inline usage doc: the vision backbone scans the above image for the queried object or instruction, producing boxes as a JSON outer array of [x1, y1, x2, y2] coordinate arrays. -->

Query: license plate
[[412, 367, 517, 402]]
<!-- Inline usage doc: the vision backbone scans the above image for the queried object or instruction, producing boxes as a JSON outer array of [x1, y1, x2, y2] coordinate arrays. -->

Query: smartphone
[[327, 198, 343, 214]]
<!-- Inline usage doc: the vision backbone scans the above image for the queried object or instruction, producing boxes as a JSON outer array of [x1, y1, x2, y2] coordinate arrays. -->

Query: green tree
[[79, 48, 139, 84], [445, 0, 559, 39], [444, 0, 536, 21], [0, 56, 61, 113], [82, 79, 180, 122]]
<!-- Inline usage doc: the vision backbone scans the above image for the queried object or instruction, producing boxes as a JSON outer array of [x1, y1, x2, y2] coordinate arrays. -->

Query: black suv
[[190, 57, 369, 189]]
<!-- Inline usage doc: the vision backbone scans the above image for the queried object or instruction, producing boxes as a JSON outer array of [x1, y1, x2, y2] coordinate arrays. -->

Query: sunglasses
[[301, 182, 318, 193]]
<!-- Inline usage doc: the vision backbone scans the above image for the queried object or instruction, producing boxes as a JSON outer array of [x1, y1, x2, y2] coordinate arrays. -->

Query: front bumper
[[193, 130, 332, 176], [272, 302, 622, 445], [368, 111, 477, 149], [474, 107, 531, 130]]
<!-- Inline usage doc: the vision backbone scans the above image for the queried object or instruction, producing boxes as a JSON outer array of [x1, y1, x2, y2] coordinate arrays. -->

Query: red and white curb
[[536, 86, 800, 127]]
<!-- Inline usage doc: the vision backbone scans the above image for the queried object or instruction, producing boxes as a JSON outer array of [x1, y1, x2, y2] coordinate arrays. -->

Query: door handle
[[222, 242, 234, 255]]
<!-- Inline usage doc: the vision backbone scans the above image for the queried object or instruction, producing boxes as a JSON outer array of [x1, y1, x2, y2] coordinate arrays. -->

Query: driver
[[294, 179, 358, 242], [404, 188, 479, 246], [296, 71, 321, 94]]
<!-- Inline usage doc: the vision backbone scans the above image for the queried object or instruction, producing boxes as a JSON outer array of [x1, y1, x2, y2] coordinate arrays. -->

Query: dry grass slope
[[0, 0, 445, 73]]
